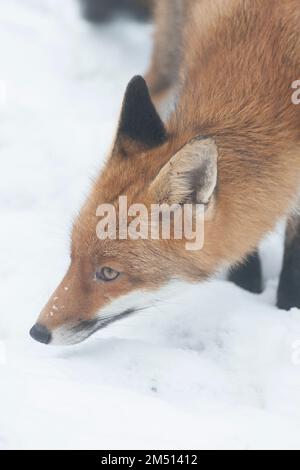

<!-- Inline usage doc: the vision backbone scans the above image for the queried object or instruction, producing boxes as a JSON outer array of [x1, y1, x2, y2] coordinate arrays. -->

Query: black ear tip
[[125, 75, 148, 95], [128, 75, 146, 86], [118, 74, 166, 149]]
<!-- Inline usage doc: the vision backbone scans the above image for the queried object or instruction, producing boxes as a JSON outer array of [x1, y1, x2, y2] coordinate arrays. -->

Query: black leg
[[277, 216, 300, 310], [79, 0, 112, 22], [228, 251, 263, 294], [79, 0, 152, 23]]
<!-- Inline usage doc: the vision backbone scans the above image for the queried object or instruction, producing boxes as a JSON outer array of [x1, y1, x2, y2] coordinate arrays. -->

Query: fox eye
[[95, 267, 120, 282]]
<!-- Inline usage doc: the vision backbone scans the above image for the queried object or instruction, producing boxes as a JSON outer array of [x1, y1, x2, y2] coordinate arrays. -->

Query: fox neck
[[162, 0, 300, 271]]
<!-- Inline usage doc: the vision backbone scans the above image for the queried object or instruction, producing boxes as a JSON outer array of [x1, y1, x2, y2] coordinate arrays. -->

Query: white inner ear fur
[[151, 137, 218, 205]]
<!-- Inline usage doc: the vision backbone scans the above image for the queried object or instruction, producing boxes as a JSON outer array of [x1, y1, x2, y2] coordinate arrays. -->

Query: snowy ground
[[1, 0, 300, 450]]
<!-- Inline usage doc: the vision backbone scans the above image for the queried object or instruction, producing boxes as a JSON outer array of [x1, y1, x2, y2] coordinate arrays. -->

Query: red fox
[[30, 0, 300, 345]]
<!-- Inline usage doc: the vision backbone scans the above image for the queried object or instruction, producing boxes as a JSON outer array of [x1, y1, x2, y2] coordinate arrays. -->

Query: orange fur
[[34, 0, 300, 343]]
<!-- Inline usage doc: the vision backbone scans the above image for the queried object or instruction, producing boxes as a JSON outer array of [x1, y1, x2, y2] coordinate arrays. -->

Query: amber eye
[[95, 267, 120, 282]]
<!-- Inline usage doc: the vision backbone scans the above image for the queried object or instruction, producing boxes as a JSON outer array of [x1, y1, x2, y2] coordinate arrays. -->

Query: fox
[[30, 0, 300, 345]]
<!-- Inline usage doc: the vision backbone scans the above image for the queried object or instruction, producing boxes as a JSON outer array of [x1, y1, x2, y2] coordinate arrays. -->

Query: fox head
[[30, 76, 220, 346]]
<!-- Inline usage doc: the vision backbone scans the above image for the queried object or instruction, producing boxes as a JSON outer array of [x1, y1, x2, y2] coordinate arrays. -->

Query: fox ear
[[115, 75, 167, 152], [150, 137, 218, 205]]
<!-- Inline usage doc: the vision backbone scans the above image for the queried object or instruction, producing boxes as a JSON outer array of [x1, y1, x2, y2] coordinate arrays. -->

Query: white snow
[[1, 0, 300, 450]]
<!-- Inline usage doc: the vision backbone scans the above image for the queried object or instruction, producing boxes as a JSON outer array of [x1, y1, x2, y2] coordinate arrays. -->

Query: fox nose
[[30, 323, 52, 344]]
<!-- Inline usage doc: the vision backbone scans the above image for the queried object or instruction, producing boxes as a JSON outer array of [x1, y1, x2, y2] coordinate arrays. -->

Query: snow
[[1, 0, 300, 450]]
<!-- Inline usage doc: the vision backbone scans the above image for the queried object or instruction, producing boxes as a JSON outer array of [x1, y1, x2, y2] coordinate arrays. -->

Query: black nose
[[30, 323, 51, 344]]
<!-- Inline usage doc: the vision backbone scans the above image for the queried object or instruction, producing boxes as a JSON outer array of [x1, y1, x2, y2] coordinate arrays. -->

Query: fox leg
[[228, 251, 264, 294], [277, 213, 300, 310], [145, 0, 184, 112], [79, 0, 152, 23]]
